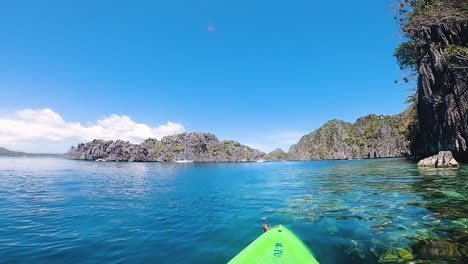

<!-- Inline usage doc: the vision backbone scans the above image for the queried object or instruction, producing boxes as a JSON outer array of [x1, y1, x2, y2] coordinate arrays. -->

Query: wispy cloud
[[0, 108, 184, 153]]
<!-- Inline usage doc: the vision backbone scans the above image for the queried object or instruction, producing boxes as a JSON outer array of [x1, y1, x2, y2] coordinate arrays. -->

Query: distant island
[[0, 147, 63, 158], [66, 108, 417, 162], [67, 132, 265, 162]]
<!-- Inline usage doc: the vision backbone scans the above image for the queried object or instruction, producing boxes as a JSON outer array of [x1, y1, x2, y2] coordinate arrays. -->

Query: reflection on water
[[0, 157, 466, 263]]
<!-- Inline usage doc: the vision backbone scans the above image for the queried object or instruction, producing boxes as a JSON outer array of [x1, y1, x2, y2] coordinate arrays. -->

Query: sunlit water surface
[[0, 158, 467, 263]]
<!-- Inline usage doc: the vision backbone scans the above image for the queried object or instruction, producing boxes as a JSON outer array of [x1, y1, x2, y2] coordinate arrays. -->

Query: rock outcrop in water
[[67, 140, 155, 162], [395, 0, 468, 161], [417, 150, 459, 168], [288, 109, 415, 160], [67, 132, 265, 162]]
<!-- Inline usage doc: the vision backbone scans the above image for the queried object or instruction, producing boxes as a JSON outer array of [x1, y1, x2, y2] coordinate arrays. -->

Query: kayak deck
[[228, 225, 319, 264]]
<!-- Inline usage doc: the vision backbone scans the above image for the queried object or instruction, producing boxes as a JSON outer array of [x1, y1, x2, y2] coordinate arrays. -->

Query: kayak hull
[[228, 225, 319, 264]]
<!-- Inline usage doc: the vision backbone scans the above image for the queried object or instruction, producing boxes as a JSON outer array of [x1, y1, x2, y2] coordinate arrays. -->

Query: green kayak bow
[[228, 225, 319, 264]]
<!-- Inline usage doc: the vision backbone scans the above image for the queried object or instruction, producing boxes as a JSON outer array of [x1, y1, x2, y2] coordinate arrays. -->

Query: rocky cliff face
[[67, 132, 265, 162], [396, 0, 468, 161], [265, 148, 288, 161], [415, 22, 468, 161], [288, 111, 413, 160], [146, 132, 265, 162], [67, 140, 155, 161]]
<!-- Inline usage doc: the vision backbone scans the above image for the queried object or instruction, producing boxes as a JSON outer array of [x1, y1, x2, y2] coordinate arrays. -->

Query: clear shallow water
[[0, 158, 467, 263]]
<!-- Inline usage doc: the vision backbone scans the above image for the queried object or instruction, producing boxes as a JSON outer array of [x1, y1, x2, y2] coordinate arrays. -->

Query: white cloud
[[0, 108, 184, 153]]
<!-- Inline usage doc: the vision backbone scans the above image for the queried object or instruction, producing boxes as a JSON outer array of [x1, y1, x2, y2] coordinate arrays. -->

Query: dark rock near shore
[[417, 151, 459, 168]]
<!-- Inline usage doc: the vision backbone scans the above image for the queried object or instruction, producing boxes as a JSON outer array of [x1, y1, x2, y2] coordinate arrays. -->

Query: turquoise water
[[0, 158, 467, 263]]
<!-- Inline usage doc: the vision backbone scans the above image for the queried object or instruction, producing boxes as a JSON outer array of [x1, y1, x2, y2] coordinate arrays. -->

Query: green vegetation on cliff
[[394, 0, 468, 161], [266, 148, 288, 161], [67, 132, 266, 162], [288, 109, 416, 160], [395, 0, 468, 70]]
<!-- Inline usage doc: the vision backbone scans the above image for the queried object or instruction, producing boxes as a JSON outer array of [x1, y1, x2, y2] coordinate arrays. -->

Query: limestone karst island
[[0, 1, 467, 263]]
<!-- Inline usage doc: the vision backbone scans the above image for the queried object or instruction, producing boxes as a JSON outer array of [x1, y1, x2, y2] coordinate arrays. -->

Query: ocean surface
[[0, 157, 467, 263]]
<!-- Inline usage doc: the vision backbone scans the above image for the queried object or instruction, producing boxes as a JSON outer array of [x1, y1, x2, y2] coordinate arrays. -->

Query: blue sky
[[0, 0, 408, 153]]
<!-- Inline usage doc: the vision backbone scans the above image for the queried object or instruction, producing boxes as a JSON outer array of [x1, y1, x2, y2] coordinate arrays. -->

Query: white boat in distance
[[256, 159, 266, 163], [174, 159, 193, 163], [174, 132, 193, 163]]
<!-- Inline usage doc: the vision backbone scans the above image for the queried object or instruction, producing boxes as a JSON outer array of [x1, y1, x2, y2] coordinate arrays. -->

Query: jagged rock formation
[[288, 110, 414, 160], [67, 140, 155, 161], [417, 150, 459, 167], [395, 0, 468, 161], [146, 132, 265, 162], [265, 148, 288, 161], [67, 132, 265, 162], [415, 20, 468, 161]]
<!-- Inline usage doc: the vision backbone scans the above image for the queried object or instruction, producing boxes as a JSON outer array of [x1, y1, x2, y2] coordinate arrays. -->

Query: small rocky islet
[[67, 132, 265, 162]]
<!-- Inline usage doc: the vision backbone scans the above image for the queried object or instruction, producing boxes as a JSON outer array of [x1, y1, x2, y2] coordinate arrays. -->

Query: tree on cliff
[[394, 0, 468, 70]]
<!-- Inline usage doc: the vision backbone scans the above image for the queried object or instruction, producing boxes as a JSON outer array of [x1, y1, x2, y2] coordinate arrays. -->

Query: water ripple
[[0, 158, 467, 263]]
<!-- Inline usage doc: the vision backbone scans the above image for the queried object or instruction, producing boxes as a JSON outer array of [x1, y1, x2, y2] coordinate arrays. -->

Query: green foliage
[[387, 116, 400, 130], [318, 149, 326, 160], [400, 0, 468, 31], [394, 41, 422, 70], [150, 143, 164, 155], [447, 44, 468, 54], [362, 117, 383, 140], [344, 126, 358, 145], [447, 44, 468, 63], [175, 145, 184, 152], [463, 3, 468, 14], [211, 146, 222, 154]]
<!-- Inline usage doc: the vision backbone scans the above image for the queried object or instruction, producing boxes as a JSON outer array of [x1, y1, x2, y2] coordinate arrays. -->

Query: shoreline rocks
[[417, 151, 459, 168]]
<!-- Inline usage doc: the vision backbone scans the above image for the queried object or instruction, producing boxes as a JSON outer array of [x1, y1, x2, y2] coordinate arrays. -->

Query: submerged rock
[[345, 240, 366, 259], [412, 239, 467, 261], [378, 247, 413, 263], [417, 151, 459, 168]]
